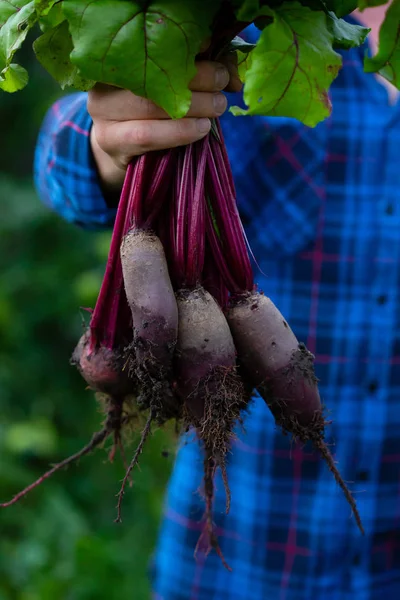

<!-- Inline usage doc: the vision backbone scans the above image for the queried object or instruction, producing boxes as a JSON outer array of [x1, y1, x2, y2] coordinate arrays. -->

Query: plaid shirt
[[34, 25, 400, 600]]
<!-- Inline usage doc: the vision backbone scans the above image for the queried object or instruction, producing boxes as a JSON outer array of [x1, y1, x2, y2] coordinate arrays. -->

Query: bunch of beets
[[1, 27, 364, 569]]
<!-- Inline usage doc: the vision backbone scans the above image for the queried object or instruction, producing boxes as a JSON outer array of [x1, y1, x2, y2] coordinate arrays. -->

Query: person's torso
[[153, 33, 400, 600]]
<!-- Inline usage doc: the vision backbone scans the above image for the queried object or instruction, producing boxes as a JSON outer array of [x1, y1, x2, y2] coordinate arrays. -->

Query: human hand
[[88, 55, 242, 194]]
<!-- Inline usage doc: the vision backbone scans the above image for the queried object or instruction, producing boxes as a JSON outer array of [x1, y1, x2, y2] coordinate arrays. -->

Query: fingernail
[[213, 93, 227, 114], [197, 118, 211, 133], [215, 66, 229, 89]]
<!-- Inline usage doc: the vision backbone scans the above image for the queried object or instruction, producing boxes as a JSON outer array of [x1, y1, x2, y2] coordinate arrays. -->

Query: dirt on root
[[124, 341, 182, 424], [183, 365, 250, 515]]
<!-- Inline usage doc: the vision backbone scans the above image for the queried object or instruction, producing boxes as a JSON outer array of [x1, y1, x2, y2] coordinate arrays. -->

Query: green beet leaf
[[63, 0, 220, 118], [0, 0, 36, 82], [231, 2, 342, 127], [34, 0, 57, 15], [0, 62, 27, 91], [321, 0, 358, 18], [38, 3, 64, 32], [34, 20, 94, 90], [364, 0, 400, 89], [237, 47, 253, 84], [357, 0, 388, 9], [0, 0, 31, 27], [35, 0, 63, 31], [233, 0, 261, 21], [327, 12, 370, 49]]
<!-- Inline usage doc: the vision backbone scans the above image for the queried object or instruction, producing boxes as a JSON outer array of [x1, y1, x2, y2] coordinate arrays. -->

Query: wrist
[[90, 127, 127, 205]]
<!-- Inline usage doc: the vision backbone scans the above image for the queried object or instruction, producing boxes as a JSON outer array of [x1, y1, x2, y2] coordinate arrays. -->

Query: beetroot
[[71, 330, 135, 397], [174, 286, 247, 568], [227, 291, 363, 534], [120, 229, 180, 422]]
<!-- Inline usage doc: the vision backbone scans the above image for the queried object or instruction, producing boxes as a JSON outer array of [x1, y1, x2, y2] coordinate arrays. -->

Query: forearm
[[34, 93, 116, 230]]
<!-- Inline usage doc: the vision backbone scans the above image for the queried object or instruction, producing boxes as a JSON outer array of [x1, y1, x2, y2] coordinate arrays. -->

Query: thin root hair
[[115, 409, 154, 522], [314, 437, 364, 535]]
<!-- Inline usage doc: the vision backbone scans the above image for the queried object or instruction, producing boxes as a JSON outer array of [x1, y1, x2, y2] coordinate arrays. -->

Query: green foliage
[[231, 3, 343, 126], [0, 62, 28, 92], [0, 48, 175, 595], [0, 1, 36, 82], [0, 0, 385, 126], [326, 0, 358, 17], [0, 175, 176, 599], [357, 0, 388, 9], [64, 0, 218, 118], [233, 0, 261, 20], [364, 0, 400, 87], [327, 12, 370, 50], [33, 20, 94, 91]]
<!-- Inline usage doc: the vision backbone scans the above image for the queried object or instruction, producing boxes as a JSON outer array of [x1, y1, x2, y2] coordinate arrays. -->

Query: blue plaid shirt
[[34, 26, 400, 600]]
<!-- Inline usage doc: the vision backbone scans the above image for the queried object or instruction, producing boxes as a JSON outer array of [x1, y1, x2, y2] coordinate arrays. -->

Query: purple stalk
[[168, 150, 183, 285], [143, 150, 175, 229], [186, 137, 209, 287], [175, 144, 193, 285], [90, 162, 136, 351], [206, 128, 253, 293], [205, 199, 239, 294], [201, 247, 229, 309], [215, 119, 235, 196], [125, 154, 147, 231], [89, 150, 173, 352]]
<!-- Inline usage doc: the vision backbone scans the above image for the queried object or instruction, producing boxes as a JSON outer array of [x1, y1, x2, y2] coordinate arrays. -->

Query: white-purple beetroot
[[227, 291, 364, 534], [71, 330, 135, 397], [120, 229, 180, 422], [174, 286, 248, 568], [227, 292, 322, 436]]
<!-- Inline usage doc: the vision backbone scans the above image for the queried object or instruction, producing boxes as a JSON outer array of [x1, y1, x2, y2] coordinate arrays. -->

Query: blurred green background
[[0, 35, 174, 600]]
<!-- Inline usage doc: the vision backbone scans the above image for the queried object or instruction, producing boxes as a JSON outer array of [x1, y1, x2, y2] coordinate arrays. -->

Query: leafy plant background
[[0, 33, 174, 600]]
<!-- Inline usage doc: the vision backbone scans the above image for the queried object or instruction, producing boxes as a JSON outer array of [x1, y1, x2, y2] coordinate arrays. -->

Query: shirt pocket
[[224, 115, 327, 258]]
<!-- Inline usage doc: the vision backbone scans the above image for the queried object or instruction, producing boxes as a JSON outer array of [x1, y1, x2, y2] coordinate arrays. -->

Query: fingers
[[189, 60, 230, 92], [89, 60, 231, 122], [89, 51, 242, 192], [89, 56, 240, 124], [94, 117, 212, 167], [89, 86, 227, 121], [222, 53, 243, 93]]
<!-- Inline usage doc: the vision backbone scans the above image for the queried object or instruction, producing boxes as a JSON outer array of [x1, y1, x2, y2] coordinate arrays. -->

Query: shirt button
[[352, 553, 361, 566], [368, 381, 378, 393], [357, 470, 369, 482], [386, 203, 394, 215], [377, 295, 387, 305]]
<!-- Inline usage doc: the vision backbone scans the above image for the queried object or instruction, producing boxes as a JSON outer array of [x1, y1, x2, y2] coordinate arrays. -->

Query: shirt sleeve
[[34, 92, 116, 230]]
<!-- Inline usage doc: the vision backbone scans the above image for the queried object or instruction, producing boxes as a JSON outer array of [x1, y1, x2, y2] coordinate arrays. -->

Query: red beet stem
[[186, 137, 208, 287], [168, 150, 183, 284], [89, 150, 173, 353], [124, 154, 147, 231], [89, 161, 137, 350], [172, 137, 209, 289], [205, 197, 239, 294], [143, 150, 175, 229], [214, 119, 235, 196], [175, 144, 193, 284], [202, 246, 229, 309], [206, 127, 253, 293]]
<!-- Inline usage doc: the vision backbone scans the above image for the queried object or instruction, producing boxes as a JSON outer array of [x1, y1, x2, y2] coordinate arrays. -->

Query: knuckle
[[87, 90, 99, 119], [92, 124, 110, 153], [131, 122, 153, 150], [175, 118, 196, 142]]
